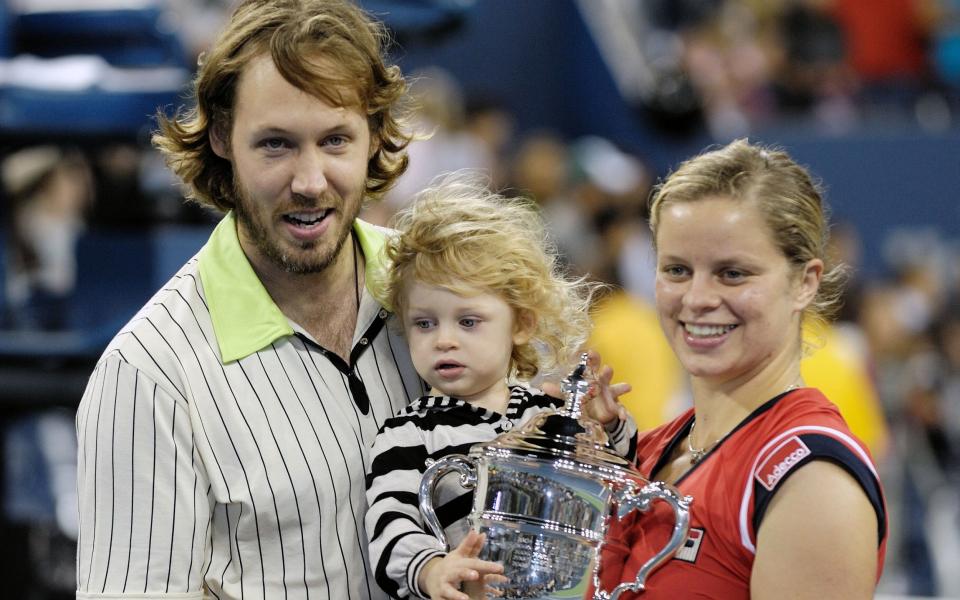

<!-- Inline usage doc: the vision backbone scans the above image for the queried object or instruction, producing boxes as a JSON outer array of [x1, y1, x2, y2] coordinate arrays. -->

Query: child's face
[[403, 281, 530, 411]]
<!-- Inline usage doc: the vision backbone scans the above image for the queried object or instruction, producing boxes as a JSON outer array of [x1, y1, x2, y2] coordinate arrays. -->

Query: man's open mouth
[[283, 209, 332, 227]]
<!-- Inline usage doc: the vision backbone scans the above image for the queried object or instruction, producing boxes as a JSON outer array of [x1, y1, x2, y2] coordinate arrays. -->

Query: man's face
[[214, 53, 372, 275]]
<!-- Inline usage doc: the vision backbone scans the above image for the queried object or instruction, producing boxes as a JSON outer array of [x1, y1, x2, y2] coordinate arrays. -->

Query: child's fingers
[[586, 349, 601, 371], [436, 580, 470, 600], [484, 572, 509, 584], [597, 364, 614, 386], [452, 567, 480, 582], [440, 568, 479, 600], [451, 563, 502, 600], [454, 530, 486, 558], [482, 572, 509, 598], [462, 574, 495, 599], [599, 368, 633, 404], [540, 380, 561, 398], [460, 558, 503, 575]]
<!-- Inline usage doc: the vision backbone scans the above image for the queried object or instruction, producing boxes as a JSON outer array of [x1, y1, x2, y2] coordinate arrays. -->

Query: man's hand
[[419, 531, 505, 600]]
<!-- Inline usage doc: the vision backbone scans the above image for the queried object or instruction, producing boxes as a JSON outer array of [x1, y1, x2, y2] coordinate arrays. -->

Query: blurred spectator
[[365, 67, 495, 225], [931, 0, 960, 90], [86, 143, 154, 228], [568, 135, 652, 287], [509, 130, 604, 277], [800, 320, 889, 458], [932, 305, 960, 474], [462, 92, 515, 190], [613, 0, 959, 134], [2, 146, 93, 330], [800, 218, 888, 457], [859, 253, 955, 595], [773, 0, 857, 131], [645, 0, 725, 30], [921, 360, 960, 599], [164, 0, 237, 66], [829, 219, 867, 322], [3, 410, 78, 595], [884, 228, 954, 327], [680, 0, 779, 137], [832, 0, 940, 115]]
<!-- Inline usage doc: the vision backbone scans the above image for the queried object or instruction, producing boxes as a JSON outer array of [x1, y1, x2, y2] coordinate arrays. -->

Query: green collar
[[198, 211, 389, 364]]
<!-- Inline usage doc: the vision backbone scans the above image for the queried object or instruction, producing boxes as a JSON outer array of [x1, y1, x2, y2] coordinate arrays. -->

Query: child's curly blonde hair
[[382, 172, 599, 381]]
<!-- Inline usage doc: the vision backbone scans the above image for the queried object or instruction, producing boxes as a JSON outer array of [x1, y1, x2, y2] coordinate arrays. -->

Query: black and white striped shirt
[[76, 213, 424, 600], [364, 385, 637, 599]]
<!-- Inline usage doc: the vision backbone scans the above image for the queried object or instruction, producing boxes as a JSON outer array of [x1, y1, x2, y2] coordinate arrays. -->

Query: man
[[76, 1, 424, 598]]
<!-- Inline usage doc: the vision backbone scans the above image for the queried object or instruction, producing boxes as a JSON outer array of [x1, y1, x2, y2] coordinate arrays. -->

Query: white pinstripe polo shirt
[[76, 212, 425, 600]]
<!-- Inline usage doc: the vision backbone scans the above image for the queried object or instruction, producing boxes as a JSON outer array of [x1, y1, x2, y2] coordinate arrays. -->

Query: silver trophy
[[419, 354, 692, 599]]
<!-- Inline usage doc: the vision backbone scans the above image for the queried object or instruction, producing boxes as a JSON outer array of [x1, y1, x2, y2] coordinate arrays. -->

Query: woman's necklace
[[686, 382, 801, 465], [686, 419, 716, 465]]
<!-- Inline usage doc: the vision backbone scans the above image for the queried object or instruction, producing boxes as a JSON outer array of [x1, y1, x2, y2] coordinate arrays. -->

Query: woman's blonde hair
[[648, 138, 847, 328], [152, 0, 411, 213], [383, 172, 599, 380]]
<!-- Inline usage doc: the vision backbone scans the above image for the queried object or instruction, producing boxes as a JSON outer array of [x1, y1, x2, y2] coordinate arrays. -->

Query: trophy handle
[[595, 481, 692, 600], [418, 454, 477, 551]]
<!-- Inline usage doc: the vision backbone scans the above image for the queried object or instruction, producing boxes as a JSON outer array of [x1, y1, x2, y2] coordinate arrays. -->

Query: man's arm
[[76, 353, 212, 598]]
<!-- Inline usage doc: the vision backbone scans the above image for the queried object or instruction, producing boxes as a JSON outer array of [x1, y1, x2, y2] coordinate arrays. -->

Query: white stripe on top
[[736, 424, 879, 554]]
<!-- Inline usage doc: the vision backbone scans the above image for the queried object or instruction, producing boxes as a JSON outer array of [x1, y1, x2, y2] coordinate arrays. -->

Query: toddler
[[365, 173, 636, 600]]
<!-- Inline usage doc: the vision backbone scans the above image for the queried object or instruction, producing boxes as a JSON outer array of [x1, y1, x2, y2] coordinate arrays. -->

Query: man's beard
[[233, 179, 358, 275]]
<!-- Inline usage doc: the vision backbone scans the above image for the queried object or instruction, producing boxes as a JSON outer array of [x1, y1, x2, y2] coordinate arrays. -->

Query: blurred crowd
[[619, 0, 960, 137], [2, 0, 960, 597]]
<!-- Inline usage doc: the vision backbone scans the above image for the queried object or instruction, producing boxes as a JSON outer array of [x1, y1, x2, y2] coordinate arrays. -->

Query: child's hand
[[419, 531, 505, 600], [583, 353, 631, 426]]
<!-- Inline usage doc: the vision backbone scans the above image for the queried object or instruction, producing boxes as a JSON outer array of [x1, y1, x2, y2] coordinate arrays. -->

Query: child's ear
[[513, 309, 536, 346]]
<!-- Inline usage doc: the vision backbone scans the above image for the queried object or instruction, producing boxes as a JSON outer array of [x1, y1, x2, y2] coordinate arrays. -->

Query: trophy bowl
[[419, 355, 692, 600]]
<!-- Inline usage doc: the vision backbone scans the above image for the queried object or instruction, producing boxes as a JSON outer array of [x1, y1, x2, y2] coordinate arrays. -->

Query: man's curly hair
[[153, 0, 412, 213]]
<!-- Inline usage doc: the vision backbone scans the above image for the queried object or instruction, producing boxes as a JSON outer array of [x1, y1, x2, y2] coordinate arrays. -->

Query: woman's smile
[[655, 196, 804, 384]]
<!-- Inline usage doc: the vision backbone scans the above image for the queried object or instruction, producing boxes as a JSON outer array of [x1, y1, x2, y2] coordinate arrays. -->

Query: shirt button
[[360, 337, 369, 345], [378, 310, 388, 319], [502, 422, 513, 431]]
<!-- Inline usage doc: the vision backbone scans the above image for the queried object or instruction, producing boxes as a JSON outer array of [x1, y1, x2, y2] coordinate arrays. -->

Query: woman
[[598, 139, 886, 599]]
